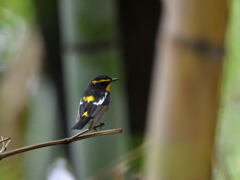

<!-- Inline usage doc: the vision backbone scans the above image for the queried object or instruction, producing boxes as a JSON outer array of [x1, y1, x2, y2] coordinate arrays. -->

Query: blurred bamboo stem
[[144, 0, 227, 179], [0, 128, 123, 160]]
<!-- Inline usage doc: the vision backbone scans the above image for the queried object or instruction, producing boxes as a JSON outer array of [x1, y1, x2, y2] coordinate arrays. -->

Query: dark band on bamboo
[[174, 36, 225, 59]]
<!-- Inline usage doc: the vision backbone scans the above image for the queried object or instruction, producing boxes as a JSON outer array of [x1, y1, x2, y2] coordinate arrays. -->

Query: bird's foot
[[93, 122, 105, 131]]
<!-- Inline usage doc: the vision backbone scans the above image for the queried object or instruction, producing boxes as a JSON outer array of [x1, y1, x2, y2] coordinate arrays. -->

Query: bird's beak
[[112, 78, 119, 82]]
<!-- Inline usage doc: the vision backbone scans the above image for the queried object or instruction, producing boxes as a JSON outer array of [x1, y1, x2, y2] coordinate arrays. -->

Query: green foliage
[[0, 0, 35, 65], [76, 0, 118, 42], [0, 163, 22, 180], [0, 0, 35, 22], [215, 0, 240, 179]]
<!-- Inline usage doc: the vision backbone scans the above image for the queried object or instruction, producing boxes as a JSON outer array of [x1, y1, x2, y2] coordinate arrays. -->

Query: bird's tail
[[71, 117, 92, 130]]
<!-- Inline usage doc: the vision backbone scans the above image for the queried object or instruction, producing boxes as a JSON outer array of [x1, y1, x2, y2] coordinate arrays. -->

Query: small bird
[[72, 75, 118, 130]]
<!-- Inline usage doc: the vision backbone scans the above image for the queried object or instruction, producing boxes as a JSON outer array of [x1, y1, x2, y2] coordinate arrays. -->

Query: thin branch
[[0, 128, 122, 160], [0, 137, 10, 144], [0, 136, 11, 153]]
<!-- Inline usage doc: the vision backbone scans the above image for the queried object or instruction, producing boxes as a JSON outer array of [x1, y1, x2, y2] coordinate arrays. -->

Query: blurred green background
[[0, 0, 158, 179], [215, 0, 240, 179], [0, 0, 237, 179]]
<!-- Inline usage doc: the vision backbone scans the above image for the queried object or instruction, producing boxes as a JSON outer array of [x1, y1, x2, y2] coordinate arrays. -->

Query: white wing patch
[[80, 100, 83, 105], [93, 92, 108, 105], [76, 100, 83, 122]]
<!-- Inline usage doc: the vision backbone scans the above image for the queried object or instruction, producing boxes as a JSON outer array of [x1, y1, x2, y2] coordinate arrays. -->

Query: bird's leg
[[92, 123, 98, 132], [99, 122, 105, 130], [93, 122, 105, 131], [88, 120, 95, 131]]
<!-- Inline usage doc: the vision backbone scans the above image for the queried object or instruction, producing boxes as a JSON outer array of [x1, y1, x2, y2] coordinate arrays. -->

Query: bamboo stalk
[[144, 0, 227, 179]]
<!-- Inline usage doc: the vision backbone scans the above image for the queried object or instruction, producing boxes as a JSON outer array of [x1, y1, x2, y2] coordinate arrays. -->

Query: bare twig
[[69, 122, 105, 139], [0, 137, 10, 144], [0, 136, 11, 153], [0, 128, 122, 160]]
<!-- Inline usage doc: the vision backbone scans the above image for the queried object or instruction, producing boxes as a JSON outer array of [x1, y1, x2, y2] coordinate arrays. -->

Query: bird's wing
[[89, 93, 111, 129], [72, 100, 97, 130], [72, 92, 110, 130], [92, 105, 109, 124]]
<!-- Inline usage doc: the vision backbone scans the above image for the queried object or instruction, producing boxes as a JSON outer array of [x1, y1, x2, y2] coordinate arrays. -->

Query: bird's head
[[89, 75, 118, 92]]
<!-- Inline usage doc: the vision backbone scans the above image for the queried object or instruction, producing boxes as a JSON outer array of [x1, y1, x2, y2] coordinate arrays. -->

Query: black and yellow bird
[[72, 75, 118, 130]]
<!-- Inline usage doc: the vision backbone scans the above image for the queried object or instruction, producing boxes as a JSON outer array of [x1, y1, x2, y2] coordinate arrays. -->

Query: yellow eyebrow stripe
[[82, 111, 88, 117], [82, 96, 95, 102], [92, 79, 111, 84]]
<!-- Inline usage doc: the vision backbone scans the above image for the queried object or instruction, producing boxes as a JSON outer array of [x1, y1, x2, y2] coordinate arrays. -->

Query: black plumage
[[72, 75, 118, 130]]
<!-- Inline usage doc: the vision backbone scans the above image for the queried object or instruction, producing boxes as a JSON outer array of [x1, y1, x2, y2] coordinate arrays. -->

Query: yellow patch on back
[[82, 111, 88, 117], [92, 79, 111, 84], [83, 96, 95, 102], [106, 83, 112, 92]]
